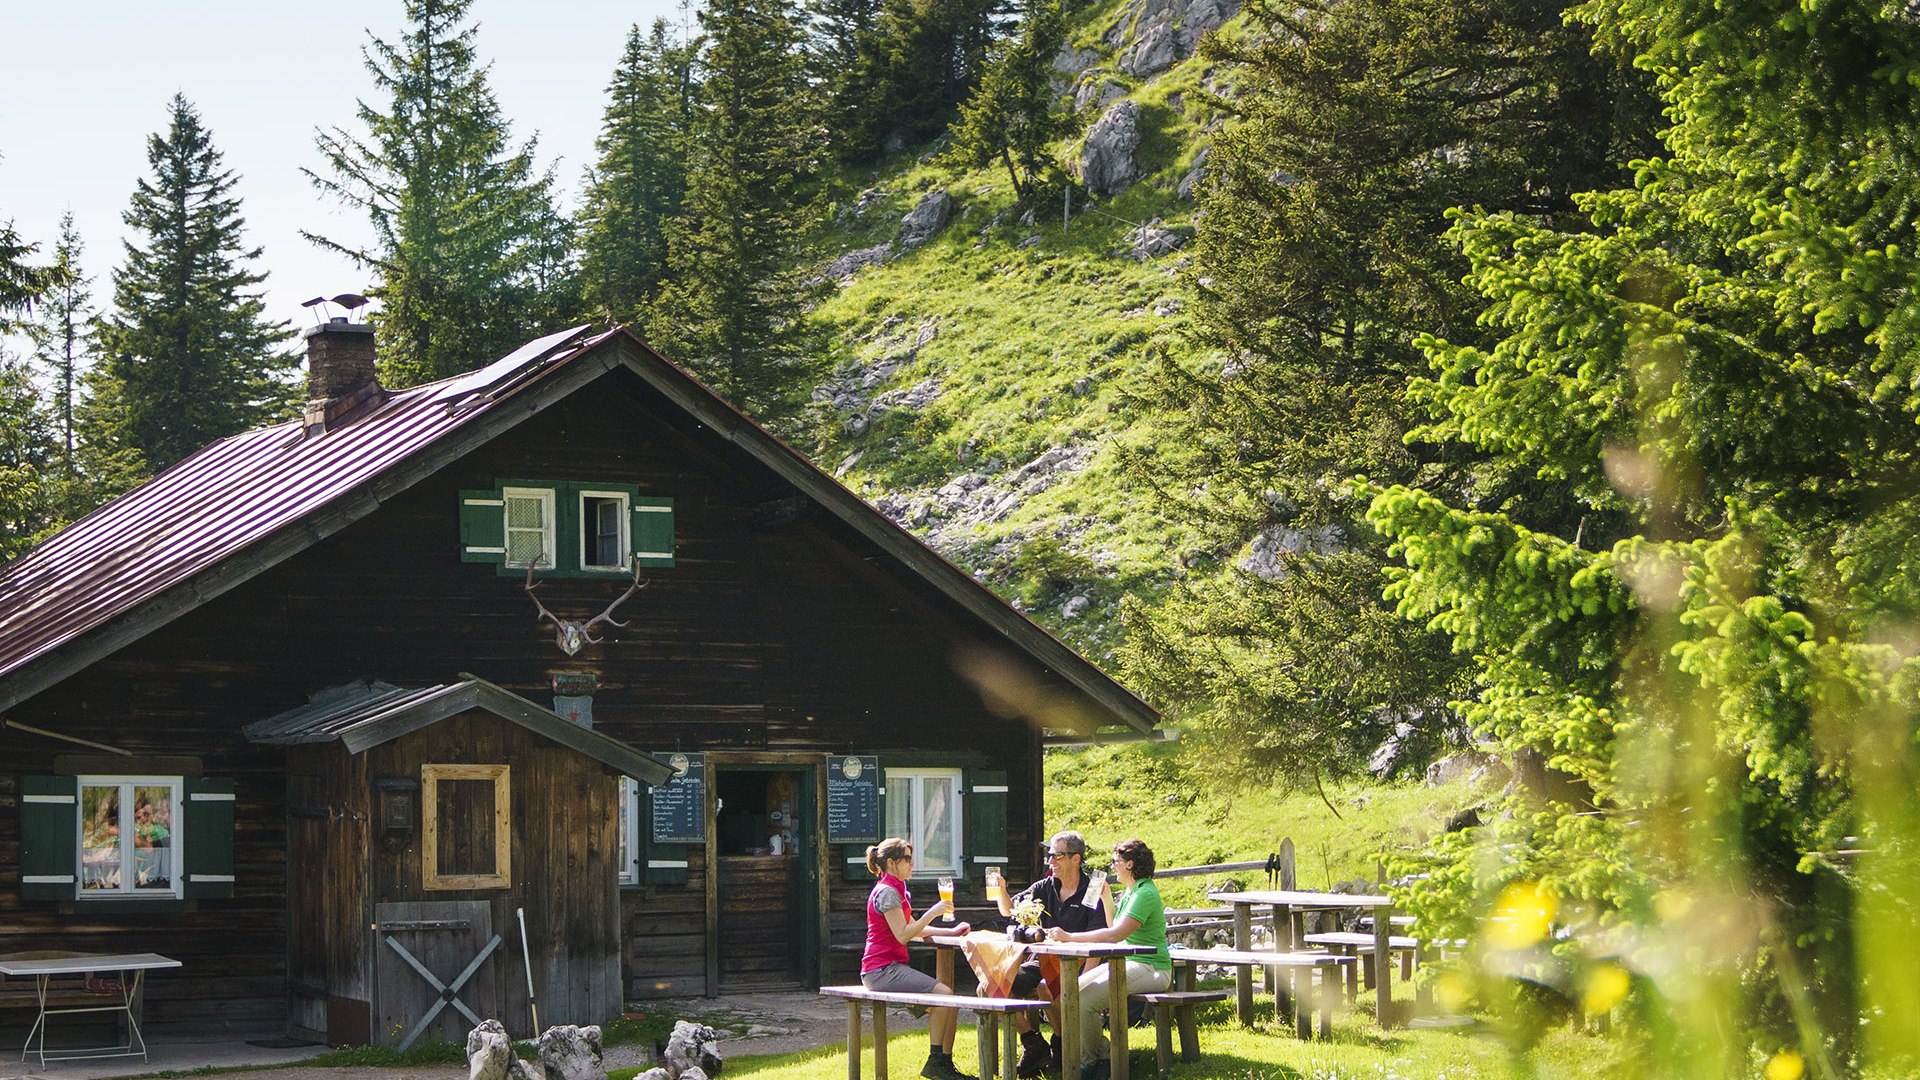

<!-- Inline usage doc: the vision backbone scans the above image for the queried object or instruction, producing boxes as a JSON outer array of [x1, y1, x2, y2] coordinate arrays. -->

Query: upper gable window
[[461, 482, 674, 577], [504, 487, 556, 570], [579, 490, 631, 572]]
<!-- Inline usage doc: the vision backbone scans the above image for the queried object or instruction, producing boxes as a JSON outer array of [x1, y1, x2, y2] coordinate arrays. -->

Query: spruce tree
[[1118, 0, 1655, 783], [26, 212, 92, 463], [578, 20, 698, 326], [942, 0, 1070, 205], [650, 0, 824, 416], [0, 347, 55, 561], [306, 0, 570, 387], [94, 95, 293, 474]]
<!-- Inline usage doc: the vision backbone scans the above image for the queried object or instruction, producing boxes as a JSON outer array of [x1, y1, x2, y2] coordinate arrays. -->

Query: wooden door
[[372, 900, 501, 1047], [717, 854, 800, 990]]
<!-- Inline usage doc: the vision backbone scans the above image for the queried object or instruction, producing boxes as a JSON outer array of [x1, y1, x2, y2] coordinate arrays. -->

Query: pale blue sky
[[3, 0, 686, 337]]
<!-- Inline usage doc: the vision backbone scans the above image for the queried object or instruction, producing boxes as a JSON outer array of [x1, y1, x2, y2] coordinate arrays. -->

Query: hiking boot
[[1017, 1029, 1051, 1078], [1078, 1060, 1111, 1080], [922, 1054, 976, 1080]]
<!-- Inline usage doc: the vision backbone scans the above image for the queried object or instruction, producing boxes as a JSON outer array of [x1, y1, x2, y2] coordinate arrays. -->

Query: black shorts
[[1012, 960, 1044, 998]]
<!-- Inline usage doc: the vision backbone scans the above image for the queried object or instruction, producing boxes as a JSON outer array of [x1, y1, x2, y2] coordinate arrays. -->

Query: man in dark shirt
[[995, 830, 1108, 1076]]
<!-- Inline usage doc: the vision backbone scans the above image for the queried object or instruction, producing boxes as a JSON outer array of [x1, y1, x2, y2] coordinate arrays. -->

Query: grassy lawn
[[1040, 743, 1475, 908], [648, 998, 1622, 1080]]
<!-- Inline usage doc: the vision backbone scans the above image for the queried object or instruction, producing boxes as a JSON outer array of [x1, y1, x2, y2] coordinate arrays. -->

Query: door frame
[[701, 752, 828, 993]]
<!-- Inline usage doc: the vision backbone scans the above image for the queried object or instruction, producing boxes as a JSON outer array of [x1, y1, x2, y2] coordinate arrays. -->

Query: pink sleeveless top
[[862, 872, 913, 972]]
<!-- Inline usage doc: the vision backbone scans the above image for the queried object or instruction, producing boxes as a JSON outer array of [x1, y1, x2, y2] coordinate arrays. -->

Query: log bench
[[1133, 988, 1229, 1078], [819, 985, 1050, 1080], [1166, 946, 1354, 1039]]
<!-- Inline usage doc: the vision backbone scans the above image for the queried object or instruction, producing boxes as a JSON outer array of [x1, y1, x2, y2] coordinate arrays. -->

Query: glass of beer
[[986, 867, 1006, 903], [938, 876, 956, 922], [1083, 869, 1106, 908]]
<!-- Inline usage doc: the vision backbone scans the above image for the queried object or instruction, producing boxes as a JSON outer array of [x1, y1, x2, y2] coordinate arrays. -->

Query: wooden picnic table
[[931, 935, 1155, 1080], [1209, 890, 1398, 1029]]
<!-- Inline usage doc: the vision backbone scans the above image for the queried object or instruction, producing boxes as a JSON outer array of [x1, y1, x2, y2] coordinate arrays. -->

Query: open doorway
[[713, 765, 817, 991]]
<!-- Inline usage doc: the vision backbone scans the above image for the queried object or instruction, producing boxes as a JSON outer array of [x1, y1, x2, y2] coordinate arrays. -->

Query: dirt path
[[0, 991, 917, 1080]]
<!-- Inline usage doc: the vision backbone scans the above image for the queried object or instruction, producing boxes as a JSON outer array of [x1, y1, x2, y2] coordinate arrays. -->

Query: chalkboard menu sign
[[649, 752, 706, 844], [826, 755, 880, 844]]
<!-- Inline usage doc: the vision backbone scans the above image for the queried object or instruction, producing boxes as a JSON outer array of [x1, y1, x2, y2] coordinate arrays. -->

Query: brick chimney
[[302, 318, 381, 435]]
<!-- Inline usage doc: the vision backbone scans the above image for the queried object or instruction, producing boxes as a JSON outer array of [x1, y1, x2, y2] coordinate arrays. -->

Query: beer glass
[[1083, 869, 1106, 908], [938, 876, 956, 922], [985, 867, 1006, 903]]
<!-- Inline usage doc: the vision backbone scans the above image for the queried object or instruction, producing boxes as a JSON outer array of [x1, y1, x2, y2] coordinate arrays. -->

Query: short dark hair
[[1048, 831, 1087, 857], [1113, 838, 1155, 879]]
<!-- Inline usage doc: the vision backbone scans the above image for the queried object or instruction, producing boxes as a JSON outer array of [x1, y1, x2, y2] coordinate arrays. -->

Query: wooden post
[[1292, 966, 1310, 1039], [873, 1002, 888, 1078], [1318, 966, 1335, 1039], [1374, 904, 1393, 1028], [847, 1000, 863, 1080], [1272, 903, 1293, 1024], [1155, 1003, 1173, 1078], [1107, 956, 1130, 1080], [1002, 1012, 1020, 1080], [1232, 904, 1253, 1024], [1060, 956, 1084, 1075], [978, 1013, 996, 1080]]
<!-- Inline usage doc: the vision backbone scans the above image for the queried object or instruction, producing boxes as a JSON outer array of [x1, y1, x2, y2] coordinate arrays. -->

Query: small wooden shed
[[244, 676, 670, 1046]]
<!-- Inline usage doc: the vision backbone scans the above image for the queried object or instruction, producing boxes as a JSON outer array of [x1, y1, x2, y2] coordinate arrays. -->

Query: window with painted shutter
[[459, 489, 506, 564], [19, 775, 77, 901], [844, 776, 886, 881], [632, 497, 675, 568], [640, 786, 690, 886], [183, 777, 236, 899], [965, 769, 1009, 878]]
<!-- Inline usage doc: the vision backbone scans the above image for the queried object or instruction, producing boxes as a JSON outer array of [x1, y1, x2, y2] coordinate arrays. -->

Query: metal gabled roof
[[243, 674, 673, 786], [0, 324, 1161, 735], [0, 325, 606, 709]]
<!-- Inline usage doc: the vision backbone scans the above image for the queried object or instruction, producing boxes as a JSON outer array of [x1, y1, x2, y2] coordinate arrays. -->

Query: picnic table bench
[[820, 985, 1050, 1080], [1133, 988, 1230, 1078], [1166, 946, 1353, 1039]]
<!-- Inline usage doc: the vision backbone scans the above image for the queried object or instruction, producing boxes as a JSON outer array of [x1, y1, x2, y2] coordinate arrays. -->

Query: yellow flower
[[1580, 963, 1630, 1015], [1763, 1050, 1804, 1080], [1485, 880, 1556, 950]]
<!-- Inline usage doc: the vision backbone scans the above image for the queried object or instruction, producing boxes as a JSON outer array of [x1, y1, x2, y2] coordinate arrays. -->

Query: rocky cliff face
[[798, 0, 1246, 657]]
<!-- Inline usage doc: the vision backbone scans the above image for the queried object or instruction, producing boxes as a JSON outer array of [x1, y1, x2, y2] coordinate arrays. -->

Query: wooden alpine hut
[[0, 319, 1160, 1046]]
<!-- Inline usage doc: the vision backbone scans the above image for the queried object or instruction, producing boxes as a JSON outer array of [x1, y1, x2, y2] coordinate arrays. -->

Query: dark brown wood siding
[[0, 364, 1070, 1031]]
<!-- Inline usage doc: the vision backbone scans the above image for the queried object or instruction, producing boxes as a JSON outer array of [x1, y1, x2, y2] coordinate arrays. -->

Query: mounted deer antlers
[[524, 557, 647, 656]]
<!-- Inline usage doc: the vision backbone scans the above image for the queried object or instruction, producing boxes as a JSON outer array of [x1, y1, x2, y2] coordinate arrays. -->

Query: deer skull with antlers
[[524, 557, 647, 656]]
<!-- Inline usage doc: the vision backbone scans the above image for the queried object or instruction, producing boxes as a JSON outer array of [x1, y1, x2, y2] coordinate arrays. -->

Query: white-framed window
[[618, 777, 641, 886], [503, 487, 556, 569], [885, 768, 963, 876], [77, 776, 184, 899], [579, 489, 632, 573]]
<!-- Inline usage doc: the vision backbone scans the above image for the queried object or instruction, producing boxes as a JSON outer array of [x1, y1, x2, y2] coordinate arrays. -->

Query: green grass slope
[[793, 3, 1234, 666]]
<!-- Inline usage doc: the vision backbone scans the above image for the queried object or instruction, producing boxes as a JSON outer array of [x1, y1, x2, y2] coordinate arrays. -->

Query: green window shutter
[[632, 497, 675, 568], [640, 786, 690, 886], [966, 769, 1009, 878], [183, 777, 235, 899], [844, 777, 886, 882], [459, 488, 506, 564], [19, 775, 77, 901]]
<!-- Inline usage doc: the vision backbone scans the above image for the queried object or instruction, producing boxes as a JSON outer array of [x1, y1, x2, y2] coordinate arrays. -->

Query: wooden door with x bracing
[[373, 900, 502, 1048]]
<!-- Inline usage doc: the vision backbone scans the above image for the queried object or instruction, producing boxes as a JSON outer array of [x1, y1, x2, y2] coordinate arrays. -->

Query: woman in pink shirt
[[862, 837, 973, 1080]]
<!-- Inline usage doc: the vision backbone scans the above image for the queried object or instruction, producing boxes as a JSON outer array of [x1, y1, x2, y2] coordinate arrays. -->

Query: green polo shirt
[[1115, 878, 1169, 971]]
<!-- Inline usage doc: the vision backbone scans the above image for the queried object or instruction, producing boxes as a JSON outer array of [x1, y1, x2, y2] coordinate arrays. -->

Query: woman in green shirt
[[1044, 838, 1171, 1080]]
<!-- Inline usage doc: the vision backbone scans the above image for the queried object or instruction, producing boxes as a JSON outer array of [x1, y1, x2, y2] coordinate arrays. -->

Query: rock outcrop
[[1122, 218, 1191, 261], [897, 190, 954, 248], [538, 1025, 605, 1080], [1079, 101, 1141, 195], [663, 1021, 724, 1078]]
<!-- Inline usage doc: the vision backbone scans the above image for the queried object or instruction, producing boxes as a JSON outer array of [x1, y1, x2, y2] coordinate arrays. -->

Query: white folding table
[[0, 952, 181, 1067]]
